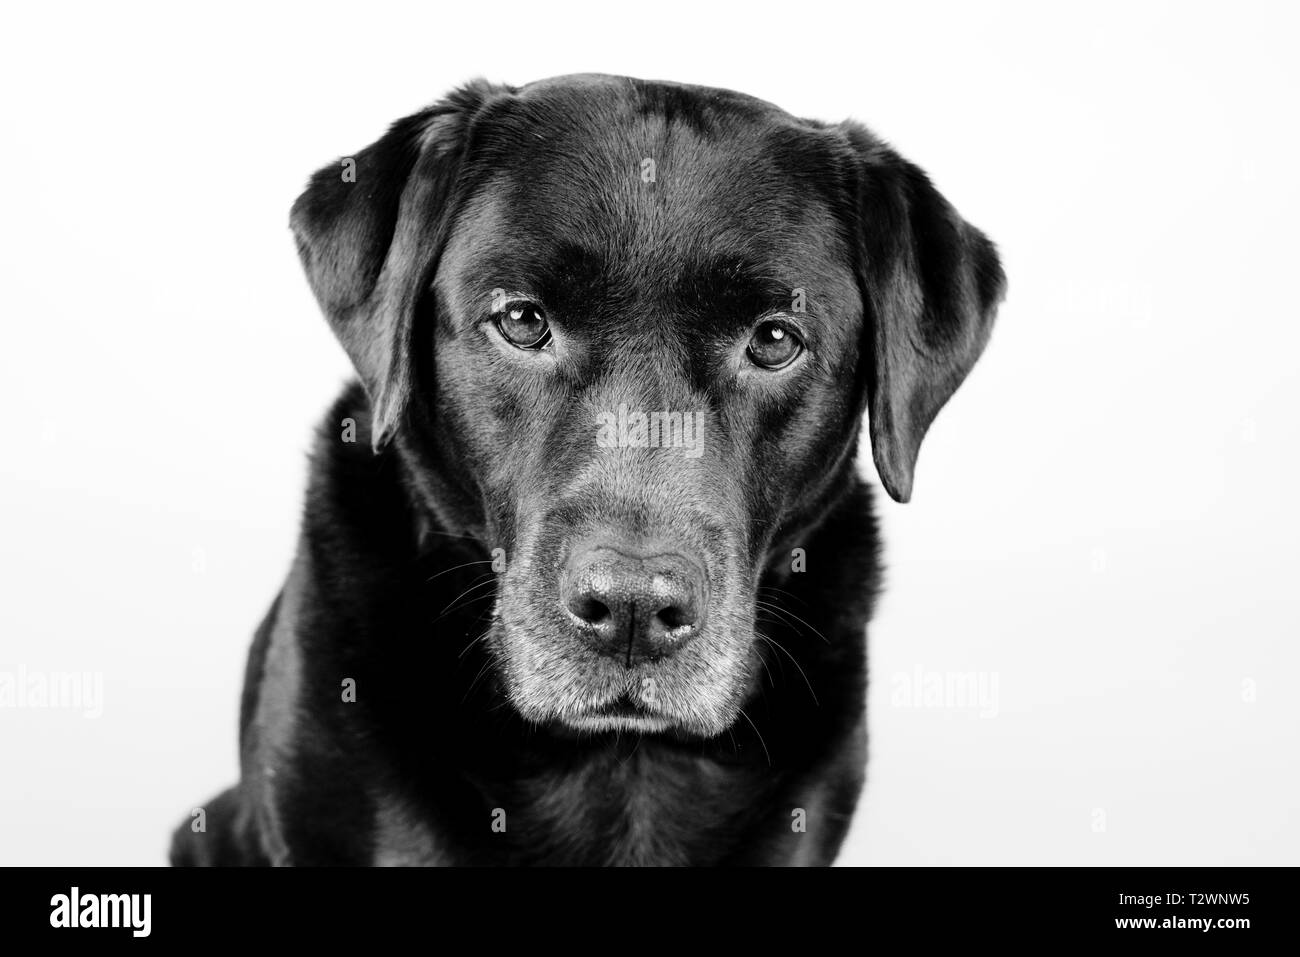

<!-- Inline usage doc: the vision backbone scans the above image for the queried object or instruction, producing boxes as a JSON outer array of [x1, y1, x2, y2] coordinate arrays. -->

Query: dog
[[171, 74, 1004, 866]]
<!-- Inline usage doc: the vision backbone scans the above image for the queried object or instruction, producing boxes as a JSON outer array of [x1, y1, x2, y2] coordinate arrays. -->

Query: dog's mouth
[[558, 691, 675, 735]]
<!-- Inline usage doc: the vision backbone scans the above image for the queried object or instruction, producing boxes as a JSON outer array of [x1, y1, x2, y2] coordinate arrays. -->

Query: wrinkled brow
[[456, 241, 799, 327]]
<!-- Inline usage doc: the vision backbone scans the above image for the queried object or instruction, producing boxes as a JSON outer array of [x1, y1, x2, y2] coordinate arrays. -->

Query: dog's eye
[[495, 302, 552, 349], [746, 320, 804, 370]]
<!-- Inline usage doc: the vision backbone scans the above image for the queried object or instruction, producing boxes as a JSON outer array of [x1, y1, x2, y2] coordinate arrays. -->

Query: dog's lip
[[559, 693, 675, 733], [590, 693, 654, 718]]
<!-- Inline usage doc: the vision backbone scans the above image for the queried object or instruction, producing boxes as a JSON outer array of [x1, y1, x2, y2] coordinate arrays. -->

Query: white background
[[2, 1, 1296, 866]]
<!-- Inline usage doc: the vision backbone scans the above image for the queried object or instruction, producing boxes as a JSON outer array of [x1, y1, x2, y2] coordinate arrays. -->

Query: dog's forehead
[[440, 79, 857, 319]]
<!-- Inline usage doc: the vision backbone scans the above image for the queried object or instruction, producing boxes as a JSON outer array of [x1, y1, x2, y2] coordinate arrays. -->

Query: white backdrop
[[2, 0, 1296, 865]]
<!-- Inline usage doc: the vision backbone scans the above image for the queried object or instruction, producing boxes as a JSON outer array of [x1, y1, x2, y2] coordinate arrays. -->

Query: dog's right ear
[[290, 81, 506, 449]]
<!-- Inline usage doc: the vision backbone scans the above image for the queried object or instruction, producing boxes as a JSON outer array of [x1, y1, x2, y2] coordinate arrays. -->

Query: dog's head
[[291, 75, 1004, 738]]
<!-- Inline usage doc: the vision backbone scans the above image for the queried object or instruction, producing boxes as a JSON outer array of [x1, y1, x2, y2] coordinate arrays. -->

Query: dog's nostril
[[568, 595, 612, 626], [654, 603, 695, 632]]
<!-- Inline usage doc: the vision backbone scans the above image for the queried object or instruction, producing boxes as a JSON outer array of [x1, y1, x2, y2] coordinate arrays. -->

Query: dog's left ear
[[290, 81, 507, 449], [842, 124, 1007, 503]]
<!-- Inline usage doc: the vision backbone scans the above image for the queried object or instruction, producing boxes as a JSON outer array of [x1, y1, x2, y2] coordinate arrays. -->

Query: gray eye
[[496, 302, 551, 349], [747, 320, 804, 369]]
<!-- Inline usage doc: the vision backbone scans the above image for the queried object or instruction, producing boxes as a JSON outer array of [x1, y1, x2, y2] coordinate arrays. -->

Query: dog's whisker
[[462, 657, 497, 704], [755, 628, 788, 681], [758, 585, 812, 610], [421, 528, 489, 542], [737, 708, 772, 767], [751, 635, 775, 688], [434, 594, 497, 626], [457, 625, 494, 660], [436, 576, 499, 619], [754, 600, 804, 636], [755, 599, 831, 645], [426, 559, 495, 583], [756, 634, 819, 706]]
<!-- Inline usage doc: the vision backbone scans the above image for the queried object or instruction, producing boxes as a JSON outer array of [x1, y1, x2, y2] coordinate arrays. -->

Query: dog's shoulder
[[299, 382, 418, 560], [306, 380, 384, 483]]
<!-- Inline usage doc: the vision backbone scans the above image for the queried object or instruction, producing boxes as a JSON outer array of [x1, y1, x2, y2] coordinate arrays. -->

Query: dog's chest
[[509, 752, 765, 866], [371, 748, 771, 866]]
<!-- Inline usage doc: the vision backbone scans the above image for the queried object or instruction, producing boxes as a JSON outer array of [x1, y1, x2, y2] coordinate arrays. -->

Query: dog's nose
[[561, 545, 705, 664]]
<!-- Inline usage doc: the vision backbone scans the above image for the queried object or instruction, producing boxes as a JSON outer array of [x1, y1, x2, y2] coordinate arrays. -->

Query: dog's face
[[291, 75, 1004, 738]]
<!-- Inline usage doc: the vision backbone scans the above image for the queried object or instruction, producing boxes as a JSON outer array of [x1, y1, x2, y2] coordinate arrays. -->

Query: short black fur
[[172, 74, 1003, 867]]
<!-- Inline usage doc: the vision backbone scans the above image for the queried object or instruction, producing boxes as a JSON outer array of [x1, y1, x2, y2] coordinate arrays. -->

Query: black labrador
[[172, 74, 1004, 866]]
